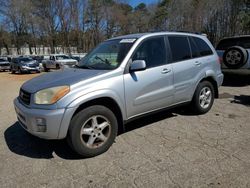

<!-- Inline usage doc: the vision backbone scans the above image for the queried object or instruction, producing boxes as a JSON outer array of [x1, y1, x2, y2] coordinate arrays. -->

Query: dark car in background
[[0, 58, 11, 71], [216, 36, 250, 70], [10, 57, 40, 74]]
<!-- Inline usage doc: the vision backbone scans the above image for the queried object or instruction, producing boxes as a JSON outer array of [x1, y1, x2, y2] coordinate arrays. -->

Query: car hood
[[56, 59, 77, 63], [21, 68, 109, 93]]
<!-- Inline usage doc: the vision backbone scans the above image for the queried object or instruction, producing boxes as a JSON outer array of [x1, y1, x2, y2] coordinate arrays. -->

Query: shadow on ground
[[222, 72, 250, 87], [231, 95, 250, 106], [5, 110, 178, 160], [4, 122, 83, 160]]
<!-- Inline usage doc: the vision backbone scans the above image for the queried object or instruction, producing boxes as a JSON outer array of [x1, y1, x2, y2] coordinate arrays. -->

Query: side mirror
[[130, 60, 146, 72]]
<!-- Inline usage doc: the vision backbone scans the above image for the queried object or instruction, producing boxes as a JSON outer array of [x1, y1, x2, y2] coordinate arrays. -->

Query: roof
[[220, 35, 250, 40], [108, 31, 207, 41]]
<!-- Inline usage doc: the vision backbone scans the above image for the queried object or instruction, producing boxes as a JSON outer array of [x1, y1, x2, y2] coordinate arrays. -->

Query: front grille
[[19, 89, 31, 105], [0, 63, 10, 66]]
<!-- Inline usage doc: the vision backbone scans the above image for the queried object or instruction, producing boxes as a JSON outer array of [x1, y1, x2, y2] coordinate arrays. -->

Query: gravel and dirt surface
[[0, 71, 249, 188]]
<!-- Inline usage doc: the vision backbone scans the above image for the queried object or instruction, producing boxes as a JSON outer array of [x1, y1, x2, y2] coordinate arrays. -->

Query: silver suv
[[14, 32, 224, 157]]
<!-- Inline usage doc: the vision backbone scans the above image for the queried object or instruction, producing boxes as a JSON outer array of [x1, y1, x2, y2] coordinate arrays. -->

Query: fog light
[[36, 118, 46, 132]]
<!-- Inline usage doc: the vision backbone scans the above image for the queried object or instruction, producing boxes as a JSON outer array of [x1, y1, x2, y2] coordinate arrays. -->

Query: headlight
[[34, 86, 70, 104]]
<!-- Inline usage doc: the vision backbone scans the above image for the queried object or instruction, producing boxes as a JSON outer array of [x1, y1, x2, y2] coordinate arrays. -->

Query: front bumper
[[20, 66, 40, 72], [0, 65, 10, 70], [14, 98, 65, 139]]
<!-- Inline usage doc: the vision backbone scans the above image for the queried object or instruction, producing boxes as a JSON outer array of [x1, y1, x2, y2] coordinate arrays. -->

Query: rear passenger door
[[168, 35, 214, 103], [168, 35, 199, 103]]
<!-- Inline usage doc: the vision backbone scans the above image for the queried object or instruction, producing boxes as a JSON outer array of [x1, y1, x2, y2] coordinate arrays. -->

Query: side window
[[189, 37, 200, 58], [193, 37, 213, 56], [132, 37, 167, 68], [168, 36, 191, 62]]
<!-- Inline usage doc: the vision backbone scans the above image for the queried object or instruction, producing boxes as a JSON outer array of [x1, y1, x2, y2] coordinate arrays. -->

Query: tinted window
[[239, 37, 250, 48], [216, 38, 237, 50], [132, 37, 167, 68], [168, 36, 191, 62], [217, 37, 250, 50], [193, 37, 213, 56], [189, 37, 200, 58]]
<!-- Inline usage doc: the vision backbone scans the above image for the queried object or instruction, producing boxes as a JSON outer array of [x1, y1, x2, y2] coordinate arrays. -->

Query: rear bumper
[[217, 73, 224, 87], [222, 69, 250, 74]]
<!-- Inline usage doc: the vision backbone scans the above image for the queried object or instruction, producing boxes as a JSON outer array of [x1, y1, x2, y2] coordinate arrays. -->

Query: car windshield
[[20, 57, 33, 62], [78, 38, 136, 70], [56, 55, 70, 60]]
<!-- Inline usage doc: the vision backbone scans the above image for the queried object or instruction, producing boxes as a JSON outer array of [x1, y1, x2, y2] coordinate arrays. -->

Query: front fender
[[57, 89, 126, 139]]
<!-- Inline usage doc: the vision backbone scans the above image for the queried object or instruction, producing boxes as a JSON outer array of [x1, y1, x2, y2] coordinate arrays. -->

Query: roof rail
[[149, 30, 207, 36], [173, 30, 207, 35]]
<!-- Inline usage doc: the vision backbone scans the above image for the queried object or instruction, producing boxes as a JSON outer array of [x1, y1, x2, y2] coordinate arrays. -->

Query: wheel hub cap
[[80, 115, 111, 149], [199, 87, 212, 109]]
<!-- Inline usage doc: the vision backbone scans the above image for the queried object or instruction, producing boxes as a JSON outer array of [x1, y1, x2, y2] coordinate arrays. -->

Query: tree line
[[0, 0, 249, 55]]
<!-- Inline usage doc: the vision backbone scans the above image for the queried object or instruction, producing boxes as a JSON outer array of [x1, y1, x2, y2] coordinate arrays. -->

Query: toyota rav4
[[14, 32, 224, 157]]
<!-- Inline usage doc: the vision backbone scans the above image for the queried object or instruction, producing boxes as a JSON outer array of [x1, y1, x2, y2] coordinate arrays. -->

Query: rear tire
[[67, 105, 118, 157], [191, 81, 215, 114]]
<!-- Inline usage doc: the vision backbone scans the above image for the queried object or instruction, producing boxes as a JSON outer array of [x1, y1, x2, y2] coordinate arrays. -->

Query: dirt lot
[[0, 71, 249, 188]]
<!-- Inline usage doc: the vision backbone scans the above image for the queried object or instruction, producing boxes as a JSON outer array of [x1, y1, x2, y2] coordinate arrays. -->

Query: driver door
[[123, 36, 174, 119]]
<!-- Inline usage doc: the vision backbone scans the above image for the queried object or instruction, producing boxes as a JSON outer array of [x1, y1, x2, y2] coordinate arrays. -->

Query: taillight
[[218, 57, 223, 64]]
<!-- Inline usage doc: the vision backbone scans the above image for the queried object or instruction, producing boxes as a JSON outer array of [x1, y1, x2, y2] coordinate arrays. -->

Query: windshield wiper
[[75, 64, 93, 69], [95, 56, 110, 65]]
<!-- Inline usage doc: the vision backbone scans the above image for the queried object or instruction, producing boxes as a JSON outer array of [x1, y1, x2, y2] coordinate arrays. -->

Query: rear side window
[[168, 36, 191, 62], [193, 37, 213, 56], [132, 36, 167, 68]]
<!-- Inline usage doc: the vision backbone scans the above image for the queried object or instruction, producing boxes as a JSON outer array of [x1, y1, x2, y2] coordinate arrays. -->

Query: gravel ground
[[0, 71, 249, 188]]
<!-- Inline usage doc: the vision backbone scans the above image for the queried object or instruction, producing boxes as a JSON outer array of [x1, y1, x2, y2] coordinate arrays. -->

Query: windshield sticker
[[120, 39, 136, 43]]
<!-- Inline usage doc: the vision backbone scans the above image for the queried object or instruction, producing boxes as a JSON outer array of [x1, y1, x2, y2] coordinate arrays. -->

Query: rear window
[[216, 37, 250, 50], [168, 36, 191, 62], [192, 37, 213, 56]]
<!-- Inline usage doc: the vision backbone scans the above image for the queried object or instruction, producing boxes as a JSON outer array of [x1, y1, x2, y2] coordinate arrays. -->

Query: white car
[[42, 54, 77, 72]]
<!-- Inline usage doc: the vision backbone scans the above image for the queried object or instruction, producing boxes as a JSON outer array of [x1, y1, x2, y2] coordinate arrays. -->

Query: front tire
[[67, 105, 118, 157], [191, 81, 215, 114]]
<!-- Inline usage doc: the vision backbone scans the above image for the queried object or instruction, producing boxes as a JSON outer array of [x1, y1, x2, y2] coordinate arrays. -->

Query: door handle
[[161, 68, 171, 74], [194, 61, 201, 66]]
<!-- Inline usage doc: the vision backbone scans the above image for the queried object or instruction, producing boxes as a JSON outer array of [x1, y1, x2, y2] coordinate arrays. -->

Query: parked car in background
[[0, 58, 11, 71], [14, 32, 223, 157], [31, 55, 44, 63], [216, 36, 250, 71], [69, 53, 87, 63], [42, 54, 77, 72], [10, 56, 40, 74]]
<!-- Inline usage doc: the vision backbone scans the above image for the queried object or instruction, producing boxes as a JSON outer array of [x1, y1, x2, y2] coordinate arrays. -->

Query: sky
[[129, 0, 158, 7]]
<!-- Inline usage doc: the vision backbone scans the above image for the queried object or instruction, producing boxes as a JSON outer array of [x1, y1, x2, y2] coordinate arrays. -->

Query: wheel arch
[[71, 97, 124, 135], [197, 76, 219, 98]]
